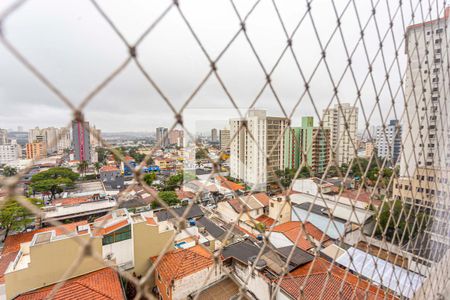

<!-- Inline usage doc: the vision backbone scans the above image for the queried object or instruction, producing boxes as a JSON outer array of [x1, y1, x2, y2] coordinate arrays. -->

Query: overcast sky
[[0, 0, 441, 133]]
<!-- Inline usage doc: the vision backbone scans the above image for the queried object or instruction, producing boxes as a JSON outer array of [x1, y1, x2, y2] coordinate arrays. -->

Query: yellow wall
[[132, 222, 174, 278], [5, 234, 104, 299]]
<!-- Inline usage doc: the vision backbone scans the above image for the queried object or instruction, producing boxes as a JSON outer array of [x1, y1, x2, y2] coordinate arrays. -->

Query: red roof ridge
[[15, 268, 124, 300], [151, 245, 213, 283]]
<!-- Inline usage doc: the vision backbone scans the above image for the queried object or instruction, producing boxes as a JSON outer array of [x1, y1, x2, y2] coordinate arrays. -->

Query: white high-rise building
[[57, 127, 72, 153], [229, 109, 288, 190], [0, 129, 8, 145], [323, 103, 358, 166], [156, 127, 169, 148], [375, 120, 402, 165], [0, 142, 21, 164], [400, 9, 450, 177]]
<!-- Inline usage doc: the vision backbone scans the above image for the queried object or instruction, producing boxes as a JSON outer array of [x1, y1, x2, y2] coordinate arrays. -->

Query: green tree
[[94, 162, 102, 173], [2, 166, 17, 177], [31, 167, 79, 200], [97, 147, 108, 163], [275, 168, 297, 188], [157, 191, 180, 206], [163, 173, 184, 191], [77, 160, 89, 177], [129, 147, 146, 163], [143, 172, 157, 186], [0, 197, 43, 241], [31, 167, 79, 182], [195, 148, 209, 160], [376, 200, 428, 244], [299, 166, 311, 178]]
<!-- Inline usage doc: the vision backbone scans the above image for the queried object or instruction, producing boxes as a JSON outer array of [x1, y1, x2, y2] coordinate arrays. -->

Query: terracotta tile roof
[[92, 219, 129, 236], [124, 155, 135, 161], [256, 215, 275, 228], [94, 214, 113, 223], [146, 217, 156, 225], [176, 190, 195, 200], [272, 221, 327, 251], [253, 193, 270, 207], [2, 221, 88, 255], [217, 176, 244, 191], [15, 268, 125, 300], [151, 245, 213, 284], [52, 196, 91, 206], [0, 251, 19, 283], [341, 190, 382, 206], [100, 165, 119, 172], [227, 198, 245, 213], [280, 257, 393, 299], [272, 221, 329, 243]]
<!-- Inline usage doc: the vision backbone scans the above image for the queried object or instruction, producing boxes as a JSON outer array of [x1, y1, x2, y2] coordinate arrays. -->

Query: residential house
[[216, 193, 270, 226], [277, 256, 392, 299], [1, 209, 175, 299], [99, 165, 124, 189], [151, 245, 222, 300]]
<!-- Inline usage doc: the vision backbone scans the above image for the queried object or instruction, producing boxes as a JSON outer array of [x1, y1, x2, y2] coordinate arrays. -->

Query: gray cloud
[[0, 0, 431, 132]]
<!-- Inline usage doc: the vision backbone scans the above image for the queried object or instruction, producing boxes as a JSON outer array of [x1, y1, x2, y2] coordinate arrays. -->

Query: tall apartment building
[[72, 120, 91, 163], [44, 127, 58, 154], [28, 127, 60, 154], [0, 128, 8, 144], [0, 142, 21, 164], [375, 120, 402, 165], [168, 129, 184, 147], [219, 129, 230, 151], [28, 127, 43, 144], [284, 117, 330, 174], [155, 127, 169, 147], [323, 103, 358, 166], [400, 8, 450, 177], [211, 128, 218, 142], [26, 141, 47, 160], [230, 110, 288, 190], [90, 125, 102, 149], [57, 127, 72, 153]]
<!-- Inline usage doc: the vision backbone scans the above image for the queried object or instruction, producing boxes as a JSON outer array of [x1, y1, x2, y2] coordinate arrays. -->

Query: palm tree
[[94, 162, 102, 174], [77, 160, 89, 178]]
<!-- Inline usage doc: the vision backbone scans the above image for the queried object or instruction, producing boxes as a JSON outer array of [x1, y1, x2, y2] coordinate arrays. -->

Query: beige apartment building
[[323, 103, 358, 166], [219, 129, 230, 151], [230, 110, 288, 190], [3, 210, 175, 299], [25, 141, 47, 160], [393, 167, 449, 210]]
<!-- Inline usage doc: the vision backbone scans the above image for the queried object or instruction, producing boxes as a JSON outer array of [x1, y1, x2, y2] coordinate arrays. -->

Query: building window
[[102, 225, 132, 245]]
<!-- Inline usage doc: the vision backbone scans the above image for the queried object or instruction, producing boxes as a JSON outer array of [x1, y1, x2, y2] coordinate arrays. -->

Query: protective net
[[0, 0, 449, 299]]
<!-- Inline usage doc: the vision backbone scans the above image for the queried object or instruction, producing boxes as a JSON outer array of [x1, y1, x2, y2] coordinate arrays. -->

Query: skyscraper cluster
[[229, 105, 359, 190]]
